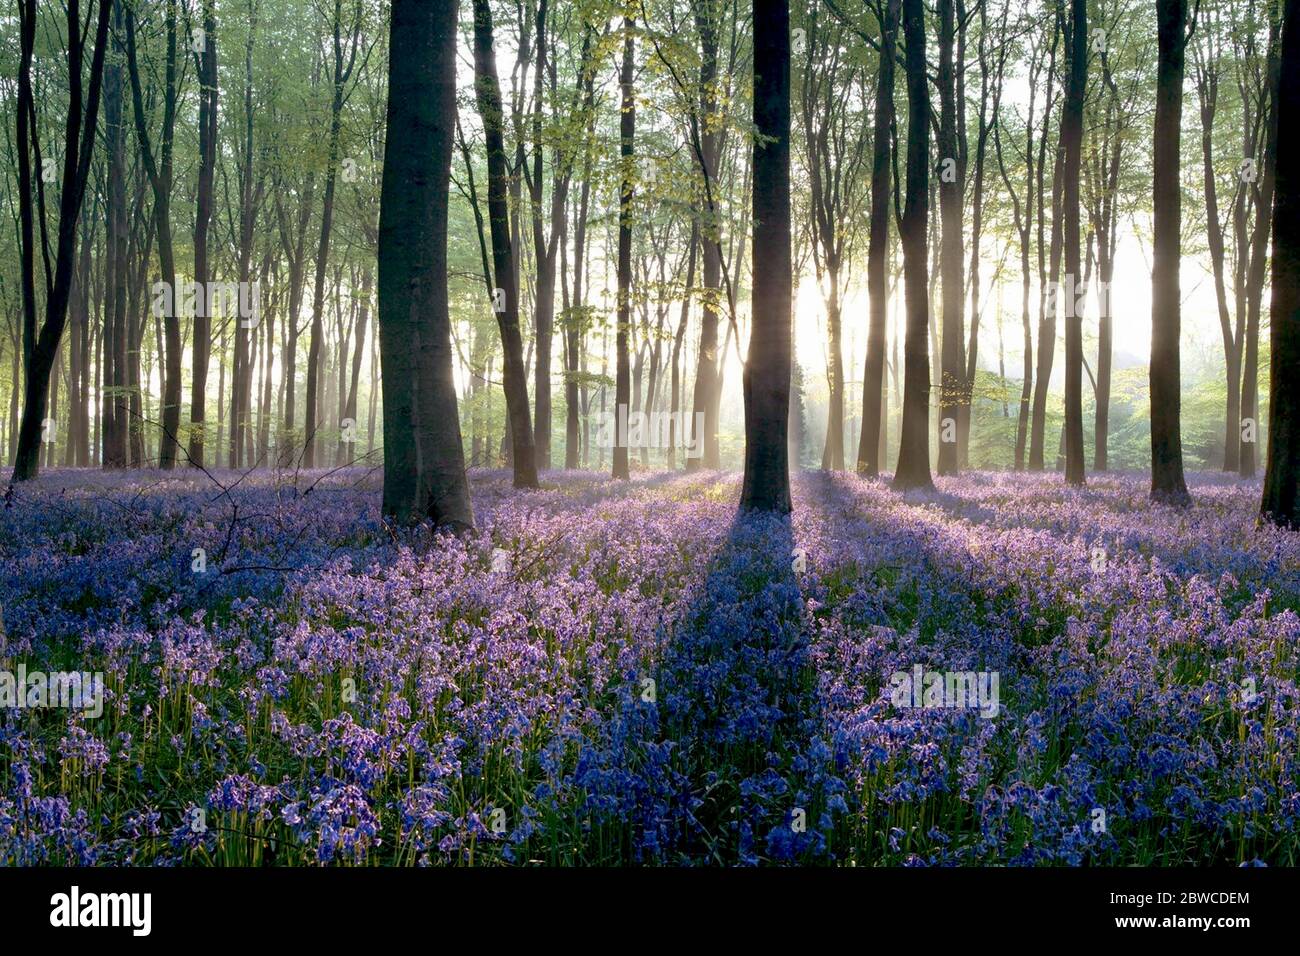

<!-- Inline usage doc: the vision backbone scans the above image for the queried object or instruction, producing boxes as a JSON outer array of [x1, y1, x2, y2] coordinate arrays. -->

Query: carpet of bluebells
[[2, 465, 1298, 866]]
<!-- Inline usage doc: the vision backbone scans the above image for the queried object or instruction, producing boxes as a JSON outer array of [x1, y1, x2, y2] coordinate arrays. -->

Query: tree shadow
[[577, 502, 839, 864]]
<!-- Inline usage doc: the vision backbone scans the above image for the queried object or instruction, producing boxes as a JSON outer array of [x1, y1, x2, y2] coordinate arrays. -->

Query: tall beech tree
[[1150, 0, 1192, 504], [230, 0, 264, 469], [11, 0, 114, 481], [892, 0, 933, 492], [188, 0, 218, 467], [1086, 0, 1143, 472], [473, 0, 539, 489], [125, 0, 183, 469], [613, 19, 635, 481], [1239, 8, 1281, 480], [935, 0, 965, 477], [1060, 0, 1086, 485], [1262, 0, 1299, 527], [102, 0, 130, 470], [856, 0, 900, 478], [377, 0, 473, 529], [1028, 15, 1062, 471], [686, 0, 726, 472], [740, 0, 792, 512], [303, 0, 364, 469], [799, 7, 869, 473], [994, 19, 1050, 471]]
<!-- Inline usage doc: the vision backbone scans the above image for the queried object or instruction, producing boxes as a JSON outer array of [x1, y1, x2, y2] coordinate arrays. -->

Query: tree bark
[[613, 22, 635, 480], [1150, 0, 1191, 504], [187, 1, 218, 467], [472, 0, 538, 488], [378, 0, 474, 530], [892, 0, 934, 492], [858, 0, 901, 477], [740, 0, 792, 512], [1061, 0, 1086, 485], [1262, 0, 1299, 526], [936, 0, 965, 477], [12, 0, 114, 481], [103, 0, 129, 470]]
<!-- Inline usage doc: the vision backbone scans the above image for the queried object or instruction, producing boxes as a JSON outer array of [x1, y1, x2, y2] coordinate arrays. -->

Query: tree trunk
[[1061, 0, 1086, 486], [1262, 0, 1300, 526], [687, 2, 723, 472], [12, 0, 114, 481], [472, 0, 538, 488], [231, 0, 260, 469], [304, 1, 357, 469], [936, 0, 965, 477], [1150, 0, 1191, 505], [103, 0, 129, 470], [188, 0, 218, 467], [124, 0, 182, 470], [378, 0, 474, 530], [1028, 22, 1061, 470], [613, 23, 635, 481], [1241, 14, 1282, 479], [740, 0, 792, 512], [858, 0, 901, 477], [893, 0, 934, 492]]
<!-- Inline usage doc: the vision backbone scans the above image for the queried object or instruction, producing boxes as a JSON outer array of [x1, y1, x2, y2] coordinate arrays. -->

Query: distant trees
[[2, 0, 1295, 528], [798, 7, 870, 472]]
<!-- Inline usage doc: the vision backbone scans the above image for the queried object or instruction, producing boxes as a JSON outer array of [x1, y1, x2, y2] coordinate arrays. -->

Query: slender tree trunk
[[1029, 23, 1061, 470], [124, 1, 182, 470], [231, 0, 260, 469], [1061, 0, 1086, 485], [103, 1, 129, 470], [304, 1, 357, 469], [669, 224, 698, 470], [936, 0, 965, 476], [472, 0, 537, 488], [613, 22, 635, 481], [687, 2, 723, 471], [858, 0, 901, 477], [12, 0, 114, 481], [1242, 16, 1282, 479], [893, 0, 934, 491], [188, 1, 218, 467], [1150, 0, 1191, 504]]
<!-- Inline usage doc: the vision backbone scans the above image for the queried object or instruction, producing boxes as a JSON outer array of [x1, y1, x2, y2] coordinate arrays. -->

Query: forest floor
[[1, 465, 1297, 865]]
